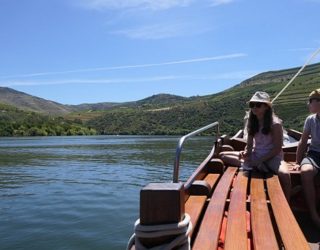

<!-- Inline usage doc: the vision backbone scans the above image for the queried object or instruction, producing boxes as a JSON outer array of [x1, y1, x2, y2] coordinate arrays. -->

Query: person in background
[[296, 88, 320, 228], [220, 91, 291, 200]]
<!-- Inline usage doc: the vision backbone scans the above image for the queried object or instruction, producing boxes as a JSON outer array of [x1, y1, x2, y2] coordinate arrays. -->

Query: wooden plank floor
[[185, 195, 207, 238], [251, 174, 278, 250], [192, 167, 237, 250], [267, 175, 310, 250], [190, 171, 310, 250], [186, 173, 220, 238], [224, 171, 248, 250]]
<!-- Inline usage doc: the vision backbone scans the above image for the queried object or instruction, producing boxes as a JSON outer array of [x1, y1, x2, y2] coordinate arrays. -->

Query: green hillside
[[86, 62, 320, 135], [0, 103, 96, 136], [0, 62, 319, 136]]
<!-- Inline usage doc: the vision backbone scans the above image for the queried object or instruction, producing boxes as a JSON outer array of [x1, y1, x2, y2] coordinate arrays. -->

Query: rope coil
[[127, 213, 192, 250]]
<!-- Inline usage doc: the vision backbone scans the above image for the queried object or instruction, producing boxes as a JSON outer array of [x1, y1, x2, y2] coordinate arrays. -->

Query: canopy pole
[[272, 47, 320, 104]]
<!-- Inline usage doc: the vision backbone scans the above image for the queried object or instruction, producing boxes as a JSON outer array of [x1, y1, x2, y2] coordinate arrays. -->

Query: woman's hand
[[239, 150, 250, 160]]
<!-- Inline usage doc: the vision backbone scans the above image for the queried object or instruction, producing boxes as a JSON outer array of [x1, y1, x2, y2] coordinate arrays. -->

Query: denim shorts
[[301, 150, 320, 170]]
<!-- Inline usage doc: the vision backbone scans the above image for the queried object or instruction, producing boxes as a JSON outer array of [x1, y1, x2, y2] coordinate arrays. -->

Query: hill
[[0, 62, 319, 136], [68, 93, 187, 112], [85, 62, 320, 135], [0, 87, 187, 114], [0, 87, 71, 115]]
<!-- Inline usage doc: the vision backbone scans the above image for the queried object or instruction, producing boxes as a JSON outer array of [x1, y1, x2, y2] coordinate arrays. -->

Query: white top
[[252, 116, 282, 159]]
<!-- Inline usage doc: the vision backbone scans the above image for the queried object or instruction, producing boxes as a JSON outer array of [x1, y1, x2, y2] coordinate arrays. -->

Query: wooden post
[[139, 182, 185, 248]]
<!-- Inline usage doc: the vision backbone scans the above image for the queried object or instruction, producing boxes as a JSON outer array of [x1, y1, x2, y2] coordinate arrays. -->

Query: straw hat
[[248, 91, 272, 107], [309, 88, 320, 100]]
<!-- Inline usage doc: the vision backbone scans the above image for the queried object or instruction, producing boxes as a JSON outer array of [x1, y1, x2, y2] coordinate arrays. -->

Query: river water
[[0, 136, 214, 249]]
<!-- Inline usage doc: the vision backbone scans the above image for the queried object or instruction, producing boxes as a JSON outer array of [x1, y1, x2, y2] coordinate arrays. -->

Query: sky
[[0, 0, 320, 105]]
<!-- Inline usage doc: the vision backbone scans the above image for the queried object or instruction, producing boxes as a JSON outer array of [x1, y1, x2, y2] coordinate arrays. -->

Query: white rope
[[272, 47, 320, 104], [127, 213, 192, 250]]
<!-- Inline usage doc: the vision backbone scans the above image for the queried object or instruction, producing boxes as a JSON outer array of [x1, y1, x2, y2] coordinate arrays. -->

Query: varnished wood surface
[[192, 167, 237, 250], [185, 174, 220, 239], [140, 183, 184, 225], [251, 175, 278, 250], [204, 173, 220, 194], [224, 171, 248, 250], [185, 195, 207, 238], [267, 175, 310, 250]]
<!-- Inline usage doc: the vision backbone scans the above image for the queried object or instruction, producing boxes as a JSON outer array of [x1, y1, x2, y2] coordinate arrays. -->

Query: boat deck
[[294, 211, 320, 249], [186, 165, 311, 250], [128, 128, 319, 249]]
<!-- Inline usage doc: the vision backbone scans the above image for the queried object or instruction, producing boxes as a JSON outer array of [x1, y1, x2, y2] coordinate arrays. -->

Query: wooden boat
[[127, 122, 320, 250]]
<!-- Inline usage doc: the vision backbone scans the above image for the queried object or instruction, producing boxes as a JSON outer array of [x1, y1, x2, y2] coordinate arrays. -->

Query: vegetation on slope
[[0, 87, 71, 115], [0, 103, 96, 136], [85, 62, 320, 135], [0, 62, 319, 136]]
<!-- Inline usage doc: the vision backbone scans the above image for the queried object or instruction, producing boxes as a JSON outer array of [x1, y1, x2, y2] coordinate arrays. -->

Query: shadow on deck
[[294, 211, 320, 249]]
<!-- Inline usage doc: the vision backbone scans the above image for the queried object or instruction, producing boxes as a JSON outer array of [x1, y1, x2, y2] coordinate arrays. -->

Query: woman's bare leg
[[277, 161, 292, 202], [219, 151, 242, 167]]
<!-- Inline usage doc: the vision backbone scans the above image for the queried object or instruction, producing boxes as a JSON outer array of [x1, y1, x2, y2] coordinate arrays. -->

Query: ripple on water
[[0, 135, 214, 250]]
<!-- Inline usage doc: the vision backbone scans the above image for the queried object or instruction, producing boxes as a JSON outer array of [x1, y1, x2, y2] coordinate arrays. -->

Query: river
[[0, 135, 214, 249]]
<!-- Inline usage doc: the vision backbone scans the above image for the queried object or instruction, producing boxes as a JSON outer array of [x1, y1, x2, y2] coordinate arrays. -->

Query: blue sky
[[0, 0, 319, 105]]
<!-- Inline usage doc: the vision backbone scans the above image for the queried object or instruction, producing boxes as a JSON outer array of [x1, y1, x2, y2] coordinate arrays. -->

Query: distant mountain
[[68, 93, 188, 112], [0, 87, 71, 115], [0, 86, 190, 115], [86, 62, 320, 135], [136, 93, 188, 105], [1, 62, 320, 136]]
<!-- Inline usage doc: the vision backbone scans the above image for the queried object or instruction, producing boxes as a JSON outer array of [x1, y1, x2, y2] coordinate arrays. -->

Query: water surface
[[0, 135, 214, 249]]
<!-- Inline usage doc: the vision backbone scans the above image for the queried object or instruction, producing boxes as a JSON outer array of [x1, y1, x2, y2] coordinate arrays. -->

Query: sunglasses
[[308, 98, 320, 104], [249, 102, 263, 108]]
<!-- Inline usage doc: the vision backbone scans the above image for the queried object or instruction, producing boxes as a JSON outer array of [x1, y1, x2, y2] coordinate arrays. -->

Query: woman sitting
[[220, 91, 290, 200]]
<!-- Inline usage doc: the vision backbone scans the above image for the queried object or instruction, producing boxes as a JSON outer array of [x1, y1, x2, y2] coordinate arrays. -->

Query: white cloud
[[210, 0, 234, 7], [162, 53, 247, 65], [111, 21, 206, 39], [194, 70, 258, 80], [0, 70, 255, 87], [79, 0, 237, 10], [0, 76, 184, 87], [76, 1, 218, 40], [80, 0, 195, 11], [0, 53, 247, 79]]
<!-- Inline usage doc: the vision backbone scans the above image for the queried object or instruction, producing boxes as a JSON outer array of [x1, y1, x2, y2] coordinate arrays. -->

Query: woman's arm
[[240, 135, 253, 159], [296, 130, 309, 164]]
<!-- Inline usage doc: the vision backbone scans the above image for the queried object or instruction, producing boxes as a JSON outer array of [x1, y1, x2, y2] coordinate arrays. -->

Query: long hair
[[247, 105, 273, 136]]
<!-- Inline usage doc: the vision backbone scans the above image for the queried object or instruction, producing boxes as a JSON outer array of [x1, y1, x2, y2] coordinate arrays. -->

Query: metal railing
[[173, 122, 220, 183]]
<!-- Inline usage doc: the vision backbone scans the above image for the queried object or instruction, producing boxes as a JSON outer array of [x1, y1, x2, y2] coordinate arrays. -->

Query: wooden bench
[[185, 173, 220, 238], [267, 175, 309, 249], [192, 167, 238, 250], [224, 170, 248, 249], [188, 167, 310, 250], [251, 173, 278, 249]]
